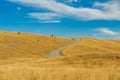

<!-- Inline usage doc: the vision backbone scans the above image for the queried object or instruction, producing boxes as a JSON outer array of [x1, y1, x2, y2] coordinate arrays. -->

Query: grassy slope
[[0, 31, 73, 58], [62, 37, 120, 56]]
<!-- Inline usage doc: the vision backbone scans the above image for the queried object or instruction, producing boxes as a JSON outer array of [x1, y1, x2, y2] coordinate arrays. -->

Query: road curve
[[46, 38, 80, 58]]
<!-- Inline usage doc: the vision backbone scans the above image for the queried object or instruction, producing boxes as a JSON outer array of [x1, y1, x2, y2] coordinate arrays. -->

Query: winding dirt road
[[0, 38, 79, 66], [46, 38, 80, 58]]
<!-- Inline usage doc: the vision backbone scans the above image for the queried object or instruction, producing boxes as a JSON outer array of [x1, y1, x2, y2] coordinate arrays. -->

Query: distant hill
[[0, 31, 72, 58], [62, 37, 120, 56]]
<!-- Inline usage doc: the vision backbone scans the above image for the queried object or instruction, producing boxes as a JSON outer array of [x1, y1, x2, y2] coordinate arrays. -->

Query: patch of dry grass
[[0, 55, 119, 80], [0, 51, 119, 80], [0, 57, 120, 80], [0, 67, 119, 80]]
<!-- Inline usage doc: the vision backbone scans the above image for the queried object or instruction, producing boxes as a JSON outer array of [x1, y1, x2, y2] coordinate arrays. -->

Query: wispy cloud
[[66, 0, 81, 2], [95, 28, 118, 36], [29, 12, 61, 23], [38, 20, 61, 23], [94, 28, 120, 39], [8, 0, 120, 21]]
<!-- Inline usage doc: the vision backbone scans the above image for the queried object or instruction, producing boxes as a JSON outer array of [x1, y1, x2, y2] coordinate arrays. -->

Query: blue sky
[[0, 0, 120, 39]]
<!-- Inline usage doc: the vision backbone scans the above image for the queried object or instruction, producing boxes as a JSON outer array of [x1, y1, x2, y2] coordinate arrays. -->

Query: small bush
[[51, 35, 54, 37], [18, 32, 21, 35]]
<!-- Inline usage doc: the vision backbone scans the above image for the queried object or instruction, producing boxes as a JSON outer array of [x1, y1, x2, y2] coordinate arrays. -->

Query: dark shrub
[[18, 32, 21, 35]]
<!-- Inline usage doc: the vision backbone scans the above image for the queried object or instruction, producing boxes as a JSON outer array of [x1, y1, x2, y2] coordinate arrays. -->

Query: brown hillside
[[62, 37, 120, 56], [0, 31, 73, 58]]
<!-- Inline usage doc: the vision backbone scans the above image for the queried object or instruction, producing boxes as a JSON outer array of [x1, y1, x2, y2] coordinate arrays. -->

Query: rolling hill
[[62, 37, 120, 56], [0, 31, 73, 58]]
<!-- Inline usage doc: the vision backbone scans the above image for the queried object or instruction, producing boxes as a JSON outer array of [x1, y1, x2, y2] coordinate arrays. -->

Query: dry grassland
[[0, 32, 120, 80]]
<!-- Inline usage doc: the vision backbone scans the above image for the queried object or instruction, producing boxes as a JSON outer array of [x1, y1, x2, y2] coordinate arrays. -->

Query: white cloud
[[95, 28, 119, 36], [8, 0, 120, 21], [66, 0, 81, 2], [29, 12, 61, 23], [38, 20, 61, 23]]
